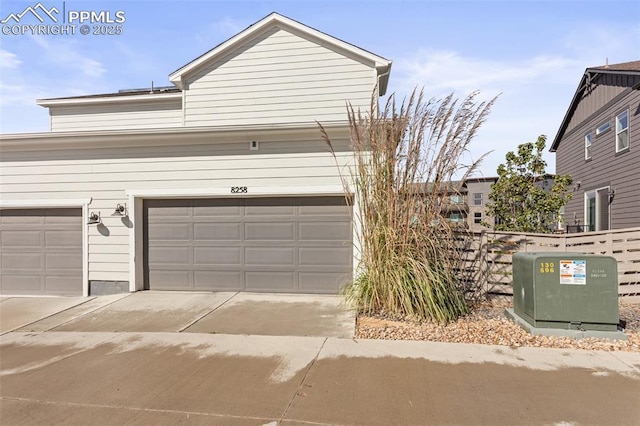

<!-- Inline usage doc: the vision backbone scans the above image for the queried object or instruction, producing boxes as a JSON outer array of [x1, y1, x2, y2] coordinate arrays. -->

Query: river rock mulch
[[355, 298, 640, 352]]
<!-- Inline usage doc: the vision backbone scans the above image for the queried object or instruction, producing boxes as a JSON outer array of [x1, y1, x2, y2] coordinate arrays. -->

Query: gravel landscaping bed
[[356, 298, 640, 352]]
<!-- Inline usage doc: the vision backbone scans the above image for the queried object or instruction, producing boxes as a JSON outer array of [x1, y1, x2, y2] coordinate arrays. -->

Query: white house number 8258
[[231, 186, 248, 193]]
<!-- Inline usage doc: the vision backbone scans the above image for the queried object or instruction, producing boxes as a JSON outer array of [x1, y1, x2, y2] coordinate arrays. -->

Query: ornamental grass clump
[[320, 89, 496, 323]]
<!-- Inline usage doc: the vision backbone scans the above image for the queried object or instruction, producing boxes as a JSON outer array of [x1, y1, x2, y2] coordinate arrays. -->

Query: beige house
[[0, 13, 392, 296]]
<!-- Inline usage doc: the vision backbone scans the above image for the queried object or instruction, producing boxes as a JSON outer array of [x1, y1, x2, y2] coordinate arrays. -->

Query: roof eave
[[36, 92, 182, 108]]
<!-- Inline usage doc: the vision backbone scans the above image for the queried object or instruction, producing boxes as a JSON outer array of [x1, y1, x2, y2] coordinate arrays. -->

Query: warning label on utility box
[[559, 260, 586, 285]]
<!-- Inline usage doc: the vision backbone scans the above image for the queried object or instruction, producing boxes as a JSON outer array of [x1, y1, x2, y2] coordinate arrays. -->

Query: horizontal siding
[[556, 87, 640, 230], [49, 99, 183, 132], [1, 138, 353, 281], [184, 27, 376, 127]]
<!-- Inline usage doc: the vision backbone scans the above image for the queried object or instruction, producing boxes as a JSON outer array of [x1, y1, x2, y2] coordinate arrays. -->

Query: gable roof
[[550, 60, 640, 152], [169, 12, 393, 95]]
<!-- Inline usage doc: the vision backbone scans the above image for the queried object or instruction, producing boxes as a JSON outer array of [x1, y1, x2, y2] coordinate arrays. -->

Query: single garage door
[[144, 197, 352, 293], [0, 208, 83, 296]]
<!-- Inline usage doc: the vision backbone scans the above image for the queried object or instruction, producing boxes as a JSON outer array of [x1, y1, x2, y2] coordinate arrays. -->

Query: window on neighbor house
[[616, 110, 629, 152], [449, 212, 464, 223], [596, 121, 610, 136], [473, 193, 483, 206], [584, 132, 592, 160], [450, 194, 463, 204], [474, 212, 482, 224]]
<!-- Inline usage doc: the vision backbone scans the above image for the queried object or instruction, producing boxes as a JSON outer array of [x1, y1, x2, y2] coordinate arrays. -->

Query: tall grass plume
[[320, 89, 496, 323]]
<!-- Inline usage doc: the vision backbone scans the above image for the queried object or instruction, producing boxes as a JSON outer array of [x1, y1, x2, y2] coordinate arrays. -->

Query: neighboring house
[[464, 177, 499, 232], [550, 60, 640, 232], [0, 13, 392, 296]]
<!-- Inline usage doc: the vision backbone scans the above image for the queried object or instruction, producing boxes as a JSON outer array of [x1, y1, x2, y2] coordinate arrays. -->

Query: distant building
[[416, 177, 499, 232], [464, 177, 499, 232]]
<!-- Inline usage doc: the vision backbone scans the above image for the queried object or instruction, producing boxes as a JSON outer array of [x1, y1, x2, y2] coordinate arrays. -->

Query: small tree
[[486, 135, 572, 233]]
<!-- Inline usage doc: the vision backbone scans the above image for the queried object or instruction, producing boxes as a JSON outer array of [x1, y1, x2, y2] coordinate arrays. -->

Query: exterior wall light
[[113, 203, 127, 216], [87, 212, 101, 225]]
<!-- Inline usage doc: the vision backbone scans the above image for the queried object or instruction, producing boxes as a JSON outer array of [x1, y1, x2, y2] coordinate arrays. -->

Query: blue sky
[[1, 0, 639, 175]]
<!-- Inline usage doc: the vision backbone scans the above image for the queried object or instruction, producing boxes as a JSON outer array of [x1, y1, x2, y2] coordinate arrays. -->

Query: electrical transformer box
[[512, 252, 619, 332]]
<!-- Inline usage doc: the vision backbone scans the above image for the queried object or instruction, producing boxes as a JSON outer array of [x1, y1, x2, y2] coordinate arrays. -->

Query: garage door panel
[[3, 252, 43, 269], [194, 223, 242, 240], [194, 270, 242, 290], [46, 253, 82, 270], [46, 275, 83, 295], [245, 247, 295, 266], [245, 201, 296, 216], [148, 270, 192, 290], [44, 210, 82, 223], [145, 197, 352, 293], [148, 223, 191, 241], [245, 271, 295, 291], [148, 246, 190, 264], [1, 208, 82, 296], [2, 275, 43, 293], [299, 221, 351, 241], [299, 247, 352, 266], [45, 230, 82, 247], [194, 205, 243, 217], [299, 272, 349, 293], [1, 214, 42, 224], [245, 222, 295, 240], [194, 247, 242, 265], [2, 230, 41, 247]]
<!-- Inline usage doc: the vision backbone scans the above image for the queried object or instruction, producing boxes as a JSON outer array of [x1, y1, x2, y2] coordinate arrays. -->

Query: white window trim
[[0, 198, 92, 296], [584, 187, 610, 232], [584, 132, 592, 160], [596, 121, 610, 136], [615, 109, 629, 153], [473, 193, 483, 206]]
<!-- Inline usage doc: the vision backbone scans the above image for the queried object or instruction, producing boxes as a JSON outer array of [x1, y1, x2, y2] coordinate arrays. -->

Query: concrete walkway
[[1, 293, 639, 425]]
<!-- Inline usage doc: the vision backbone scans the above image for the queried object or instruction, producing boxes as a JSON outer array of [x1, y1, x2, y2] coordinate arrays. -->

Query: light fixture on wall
[[112, 203, 127, 216], [608, 188, 616, 203], [573, 181, 581, 192], [87, 212, 101, 225]]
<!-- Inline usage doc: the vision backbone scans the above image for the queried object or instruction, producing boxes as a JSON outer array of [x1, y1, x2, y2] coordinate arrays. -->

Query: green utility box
[[512, 252, 619, 331]]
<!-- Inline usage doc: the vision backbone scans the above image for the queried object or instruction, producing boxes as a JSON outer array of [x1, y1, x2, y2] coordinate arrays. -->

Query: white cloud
[[395, 50, 579, 97], [195, 16, 249, 47], [388, 24, 638, 177], [0, 49, 21, 69], [30, 36, 106, 77]]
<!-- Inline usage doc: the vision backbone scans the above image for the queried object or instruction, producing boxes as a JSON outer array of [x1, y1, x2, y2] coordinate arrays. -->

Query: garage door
[[144, 197, 352, 293], [0, 208, 83, 296]]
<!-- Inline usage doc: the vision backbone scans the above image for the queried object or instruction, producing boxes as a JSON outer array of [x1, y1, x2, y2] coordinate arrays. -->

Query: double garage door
[[0, 208, 83, 296], [145, 196, 352, 294]]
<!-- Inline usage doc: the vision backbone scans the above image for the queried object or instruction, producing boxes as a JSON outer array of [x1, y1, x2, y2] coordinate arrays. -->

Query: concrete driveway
[[1, 291, 355, 338], [2, 292, 640, 425], [1, 331, 639, 425]]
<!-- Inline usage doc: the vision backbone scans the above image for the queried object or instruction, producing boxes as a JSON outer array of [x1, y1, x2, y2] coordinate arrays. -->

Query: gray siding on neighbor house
[[556, 87, 640, 230], [566, 74, 640, 134]]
